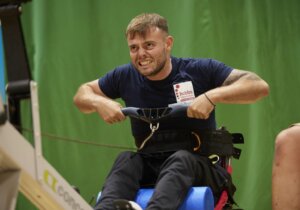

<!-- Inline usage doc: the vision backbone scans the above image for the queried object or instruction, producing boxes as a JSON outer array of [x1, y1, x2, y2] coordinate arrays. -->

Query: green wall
[[16, 0, 300, 209]]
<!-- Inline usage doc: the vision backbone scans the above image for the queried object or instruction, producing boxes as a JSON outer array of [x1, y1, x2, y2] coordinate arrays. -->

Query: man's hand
[[73, 80, 126, 124], [187, 93, 215, 119], [94, 98, 126, 124]]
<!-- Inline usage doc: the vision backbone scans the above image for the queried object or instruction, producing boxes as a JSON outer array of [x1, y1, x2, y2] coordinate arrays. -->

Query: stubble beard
[[136, 51, 168, 78]]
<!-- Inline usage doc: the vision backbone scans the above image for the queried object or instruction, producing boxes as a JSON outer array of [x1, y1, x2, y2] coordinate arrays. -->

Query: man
[[272, 123, 300, 210], [74, 13, 269, 210]]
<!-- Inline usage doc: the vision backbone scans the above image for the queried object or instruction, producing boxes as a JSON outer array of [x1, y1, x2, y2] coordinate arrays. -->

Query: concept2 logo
[[43, 169, 85, 210]]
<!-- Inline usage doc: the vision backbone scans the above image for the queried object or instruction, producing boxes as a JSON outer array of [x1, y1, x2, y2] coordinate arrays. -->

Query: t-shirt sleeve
[[203, 59, 233, 87], [98, 67, 122, 99]]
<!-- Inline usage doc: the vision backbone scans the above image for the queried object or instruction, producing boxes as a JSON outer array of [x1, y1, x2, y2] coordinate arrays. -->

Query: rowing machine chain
[[138, 122, 160, 150]]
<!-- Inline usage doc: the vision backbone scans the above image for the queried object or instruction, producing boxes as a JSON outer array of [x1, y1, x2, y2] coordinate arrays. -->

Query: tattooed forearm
[[222, 69, 261, 86]]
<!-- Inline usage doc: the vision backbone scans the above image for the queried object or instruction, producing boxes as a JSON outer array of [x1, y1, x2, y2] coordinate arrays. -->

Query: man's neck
[[146, 58, 172, 81]]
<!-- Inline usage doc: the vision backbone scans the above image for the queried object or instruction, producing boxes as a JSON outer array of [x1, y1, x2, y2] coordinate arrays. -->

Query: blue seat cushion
[[97, 187, 214, 210]]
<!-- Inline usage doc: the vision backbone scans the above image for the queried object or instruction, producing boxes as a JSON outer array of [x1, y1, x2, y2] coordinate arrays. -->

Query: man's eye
[[146, 43, 154, 49], [130, 46, 137, 52]]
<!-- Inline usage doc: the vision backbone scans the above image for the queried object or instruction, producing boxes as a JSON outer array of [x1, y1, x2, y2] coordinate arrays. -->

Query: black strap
[[136, 127, 244, 159]]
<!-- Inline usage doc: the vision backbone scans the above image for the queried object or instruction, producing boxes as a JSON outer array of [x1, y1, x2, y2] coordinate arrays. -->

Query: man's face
[[127, 27, 173, 80]]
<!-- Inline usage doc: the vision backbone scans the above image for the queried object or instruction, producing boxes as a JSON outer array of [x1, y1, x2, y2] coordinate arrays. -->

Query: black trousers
[[94, 150, 233, 210]]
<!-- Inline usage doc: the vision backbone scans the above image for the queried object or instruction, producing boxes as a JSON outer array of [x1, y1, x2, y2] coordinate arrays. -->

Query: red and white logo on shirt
[[173, 81, 195, 103]]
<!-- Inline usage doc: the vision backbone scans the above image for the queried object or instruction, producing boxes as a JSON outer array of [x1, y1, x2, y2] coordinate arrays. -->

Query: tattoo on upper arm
[[222, 69, 260, 86]]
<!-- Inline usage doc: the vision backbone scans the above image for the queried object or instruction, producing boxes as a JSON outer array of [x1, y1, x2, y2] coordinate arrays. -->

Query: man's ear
[[165, 35, 174, 51]]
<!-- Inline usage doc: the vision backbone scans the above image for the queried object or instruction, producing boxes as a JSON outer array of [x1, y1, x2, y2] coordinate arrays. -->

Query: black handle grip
[[167, 103, 189, 117], [121, 107, 140, 118]]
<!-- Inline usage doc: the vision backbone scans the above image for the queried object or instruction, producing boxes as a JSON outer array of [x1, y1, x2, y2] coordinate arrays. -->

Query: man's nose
[[137, 47, 146, 57]]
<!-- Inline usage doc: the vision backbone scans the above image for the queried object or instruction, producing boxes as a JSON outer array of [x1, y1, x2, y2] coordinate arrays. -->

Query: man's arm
[[188, 69, 269, 119], [73, 80, 125, 124], [207, 69, 269, 104], [272, 124, 300, 210]]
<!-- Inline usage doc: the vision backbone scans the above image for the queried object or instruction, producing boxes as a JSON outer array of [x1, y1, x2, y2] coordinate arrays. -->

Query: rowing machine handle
[[121, 103, 189, 123]]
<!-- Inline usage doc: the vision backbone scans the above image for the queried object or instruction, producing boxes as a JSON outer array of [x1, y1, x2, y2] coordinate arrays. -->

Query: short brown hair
[[126, 13, 169, 39]]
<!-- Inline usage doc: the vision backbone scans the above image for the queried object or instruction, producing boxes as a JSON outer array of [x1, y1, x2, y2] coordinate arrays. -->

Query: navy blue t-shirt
[[99, 57, 233, 142]]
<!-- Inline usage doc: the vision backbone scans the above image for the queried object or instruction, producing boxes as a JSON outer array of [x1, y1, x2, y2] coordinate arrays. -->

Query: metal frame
[[0, 81, 93, 210]]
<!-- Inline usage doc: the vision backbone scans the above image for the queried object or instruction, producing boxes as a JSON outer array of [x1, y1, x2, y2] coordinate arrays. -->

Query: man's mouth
[[139, 60, 152, 66]]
